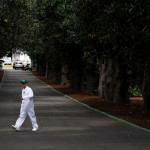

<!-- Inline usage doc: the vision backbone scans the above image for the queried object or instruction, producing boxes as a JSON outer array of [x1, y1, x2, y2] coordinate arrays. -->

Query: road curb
[[32, 72, 150, 134]]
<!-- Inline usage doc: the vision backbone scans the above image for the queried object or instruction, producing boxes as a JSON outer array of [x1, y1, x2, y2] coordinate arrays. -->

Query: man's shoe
[[32, 127, 39, 131], [12, 125, 20, 131]]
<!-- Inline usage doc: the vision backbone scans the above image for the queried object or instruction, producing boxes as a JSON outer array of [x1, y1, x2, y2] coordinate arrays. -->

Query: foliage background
[[1, 0, 150, 108]]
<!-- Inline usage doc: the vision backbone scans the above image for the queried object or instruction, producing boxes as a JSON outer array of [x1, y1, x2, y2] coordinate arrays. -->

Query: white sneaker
[[32, 127, 39, 131], [12, 125, 20, 131]]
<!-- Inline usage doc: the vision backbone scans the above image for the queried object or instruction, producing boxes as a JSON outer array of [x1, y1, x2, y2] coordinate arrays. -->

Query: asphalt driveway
[[0, 69, 150, 150]]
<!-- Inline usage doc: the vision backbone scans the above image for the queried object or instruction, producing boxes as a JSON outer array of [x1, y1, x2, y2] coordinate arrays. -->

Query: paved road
[[0, 69, 150, 150]]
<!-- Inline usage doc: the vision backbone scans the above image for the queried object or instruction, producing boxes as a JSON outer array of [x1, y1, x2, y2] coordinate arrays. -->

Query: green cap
[[20, 79, 28, 84]]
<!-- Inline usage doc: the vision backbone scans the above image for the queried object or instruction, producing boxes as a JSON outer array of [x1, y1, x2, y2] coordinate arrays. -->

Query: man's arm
[[22, 88, 33, 100]]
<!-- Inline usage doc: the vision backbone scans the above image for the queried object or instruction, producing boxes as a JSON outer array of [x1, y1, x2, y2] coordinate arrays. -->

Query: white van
[[4, 60, 12, 65]]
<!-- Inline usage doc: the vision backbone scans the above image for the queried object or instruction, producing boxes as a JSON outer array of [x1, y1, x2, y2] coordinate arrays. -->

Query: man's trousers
[[15, 100, 38, 129]]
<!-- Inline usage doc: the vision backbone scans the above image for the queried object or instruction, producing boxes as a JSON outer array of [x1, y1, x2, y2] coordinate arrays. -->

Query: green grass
[[2, 65, 13, 69]]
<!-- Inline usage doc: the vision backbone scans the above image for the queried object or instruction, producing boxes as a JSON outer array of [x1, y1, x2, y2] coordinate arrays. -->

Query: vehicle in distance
[[13, 62, 23, 69], [4, 60, 12, 65]]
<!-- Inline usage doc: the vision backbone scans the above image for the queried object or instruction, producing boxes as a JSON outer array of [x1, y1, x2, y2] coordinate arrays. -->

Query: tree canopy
[[1, 0, 150, 109]]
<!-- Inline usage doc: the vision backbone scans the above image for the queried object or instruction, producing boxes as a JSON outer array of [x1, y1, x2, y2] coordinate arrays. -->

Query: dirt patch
[[32, 71, 150, 130], [0, 69, 4, 85]]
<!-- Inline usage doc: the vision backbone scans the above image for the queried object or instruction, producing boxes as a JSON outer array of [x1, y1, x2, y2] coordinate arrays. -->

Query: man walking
[[12, 79, 39, 131]]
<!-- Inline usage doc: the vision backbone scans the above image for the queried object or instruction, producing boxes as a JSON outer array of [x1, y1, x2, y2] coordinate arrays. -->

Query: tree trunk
[[61, 64, 70, 86], [142, 61, 150, 110], [98, 57, 129, 104], [39, 63, 46, 76], [36, 62, 39, 72], [45, 61, 49, 78], [81, 69, 99, 95]]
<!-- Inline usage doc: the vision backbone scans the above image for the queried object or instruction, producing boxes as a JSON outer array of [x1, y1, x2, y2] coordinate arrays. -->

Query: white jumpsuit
[[15, 86, 38, 130]]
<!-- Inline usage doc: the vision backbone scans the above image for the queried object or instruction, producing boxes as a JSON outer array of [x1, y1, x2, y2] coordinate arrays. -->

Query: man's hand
[[21, 97, 24, 100]]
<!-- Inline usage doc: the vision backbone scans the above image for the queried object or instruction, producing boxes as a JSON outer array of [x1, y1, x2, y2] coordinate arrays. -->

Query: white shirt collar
[[23, 86, 28, 90]]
